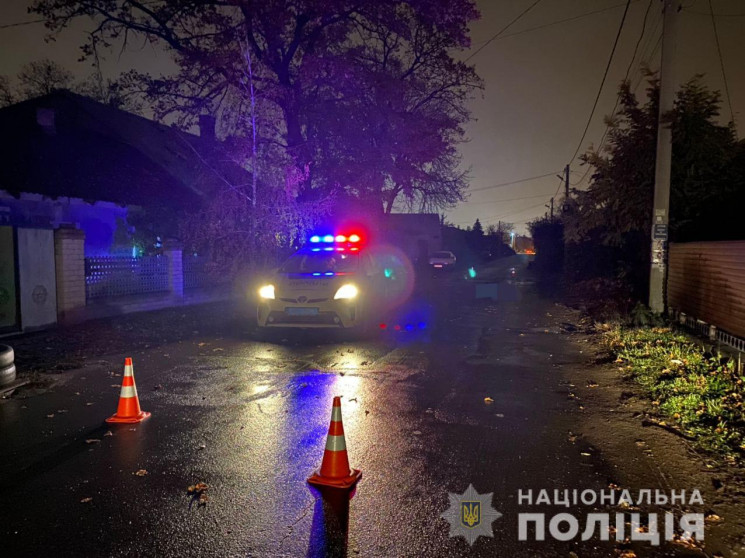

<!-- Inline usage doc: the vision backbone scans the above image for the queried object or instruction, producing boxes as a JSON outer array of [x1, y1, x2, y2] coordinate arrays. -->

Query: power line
[[465, 0, 543, 62], [707, 0, 737, 136], [496, 1, 638, 41], [594, 0, 655, 157], [568, 0, 632, 167], [632, 32, 662, 93], [571, 165, 593, 186], [578, 11, 660, 192], [463, 192, 556, 204], [635, 4, 663, 65], [468, 172, 558, 193], [0, 19, 46, 30], [480, 200, 552, 223]]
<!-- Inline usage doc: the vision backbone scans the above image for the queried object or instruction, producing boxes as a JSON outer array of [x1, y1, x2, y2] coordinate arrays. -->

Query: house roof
[[0, 90, 241, 208]]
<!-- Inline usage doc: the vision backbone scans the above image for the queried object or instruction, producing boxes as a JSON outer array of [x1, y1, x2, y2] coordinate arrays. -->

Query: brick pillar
[[163, 239, 184, 298], [54, 226, 86, 321]]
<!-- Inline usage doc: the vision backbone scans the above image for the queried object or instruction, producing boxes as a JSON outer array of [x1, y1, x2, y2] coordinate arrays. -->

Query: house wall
[[0, 191, 130, 256]]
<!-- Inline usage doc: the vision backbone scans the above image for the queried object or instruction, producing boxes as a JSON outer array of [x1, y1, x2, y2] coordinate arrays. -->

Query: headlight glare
[[258, 284, 275, 299], [334, 284, 358, 300]]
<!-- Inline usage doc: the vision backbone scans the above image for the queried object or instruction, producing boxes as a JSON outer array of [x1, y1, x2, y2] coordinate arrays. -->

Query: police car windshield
[[280, 251, 359, 274]]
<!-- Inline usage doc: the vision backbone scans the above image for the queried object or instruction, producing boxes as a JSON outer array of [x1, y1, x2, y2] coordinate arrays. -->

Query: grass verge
[[604, 326, 744, 458]]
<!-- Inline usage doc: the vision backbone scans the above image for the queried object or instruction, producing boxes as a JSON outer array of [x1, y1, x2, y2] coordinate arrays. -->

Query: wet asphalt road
[[0, 258, 657, 557]]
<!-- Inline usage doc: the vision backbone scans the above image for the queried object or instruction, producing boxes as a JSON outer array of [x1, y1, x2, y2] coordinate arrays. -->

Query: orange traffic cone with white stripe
[[308, 396, 362, 490], [106, 357, 150, 424]]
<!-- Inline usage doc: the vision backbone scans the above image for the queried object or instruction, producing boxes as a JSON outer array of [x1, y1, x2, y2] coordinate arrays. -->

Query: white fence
[[85, 256, 170, 299]]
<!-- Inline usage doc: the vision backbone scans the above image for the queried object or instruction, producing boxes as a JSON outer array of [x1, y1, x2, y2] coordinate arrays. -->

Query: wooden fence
[[668, 241, 745, 340]]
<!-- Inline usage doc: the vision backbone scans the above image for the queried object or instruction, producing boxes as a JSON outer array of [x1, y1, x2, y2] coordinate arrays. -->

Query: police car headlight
[[334, 284, 358, 300], [258, 284, 275, 299]]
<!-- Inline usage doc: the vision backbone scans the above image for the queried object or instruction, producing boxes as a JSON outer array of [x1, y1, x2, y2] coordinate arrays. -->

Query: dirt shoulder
[[547, 302, 745, 557]]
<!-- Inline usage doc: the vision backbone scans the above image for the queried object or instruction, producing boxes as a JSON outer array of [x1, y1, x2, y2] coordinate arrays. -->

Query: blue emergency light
[[308, 232, 363, 244]]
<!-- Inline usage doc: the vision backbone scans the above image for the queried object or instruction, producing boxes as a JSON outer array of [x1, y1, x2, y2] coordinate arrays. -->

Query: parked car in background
[[428, 251, 456, 269]]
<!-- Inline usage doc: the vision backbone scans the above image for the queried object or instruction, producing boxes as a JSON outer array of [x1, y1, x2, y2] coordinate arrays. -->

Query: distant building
[[381, 213, 442, 264]]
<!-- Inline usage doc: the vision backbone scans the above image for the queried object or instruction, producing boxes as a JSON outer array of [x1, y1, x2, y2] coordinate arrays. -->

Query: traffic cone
[[106, 357, 150, 424], [308, 396, 362, 490]]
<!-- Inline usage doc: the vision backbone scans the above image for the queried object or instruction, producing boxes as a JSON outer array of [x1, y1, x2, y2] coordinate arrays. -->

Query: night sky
[[1, 0, 743, 233]]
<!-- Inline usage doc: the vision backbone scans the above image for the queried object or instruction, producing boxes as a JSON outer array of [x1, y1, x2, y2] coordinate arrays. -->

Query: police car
[[256, 232, 391, 329]]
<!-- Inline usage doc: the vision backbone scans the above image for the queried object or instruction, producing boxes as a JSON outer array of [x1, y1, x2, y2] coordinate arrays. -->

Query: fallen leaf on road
[[413, 431, 422, 436], [80, 497, 93, 503], [134, 469, 148, 476], [198, 342, 207, 347], [349, 397, 358, 403], [85, 403, 93, 406], [212, 348, 224, 352], [188, 482, 209, 495], [104, 430, 113, 437], [198, 444, 206, 450], [198, 493, 209, 506], [153, 384, 163, 391], [46, 414, 55, 418], [587, 381, 599, 388], [85, 439, 101, 444], [580, 452, 591, 457], [484, 397, 494, 404], [671, 537, 700, 550], [365, 410, 370, 415], [111, 384, 120, 388], [495, 413, 504, 418], [705, 513, 722, 522], [360, 361, 369, 366]]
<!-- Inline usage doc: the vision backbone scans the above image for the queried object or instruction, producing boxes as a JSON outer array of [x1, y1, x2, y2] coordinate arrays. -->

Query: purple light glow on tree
[[31, 0, 482, 270]]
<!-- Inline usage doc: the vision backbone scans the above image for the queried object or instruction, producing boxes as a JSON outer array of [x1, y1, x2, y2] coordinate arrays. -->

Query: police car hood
[[275, 273, 354, 299]]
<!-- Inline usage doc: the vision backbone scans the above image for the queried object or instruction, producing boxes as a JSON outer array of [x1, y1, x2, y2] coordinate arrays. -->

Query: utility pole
[[649, 0, 679, 313], [564, 164, 570, 199], [546, 198, 554, 219]]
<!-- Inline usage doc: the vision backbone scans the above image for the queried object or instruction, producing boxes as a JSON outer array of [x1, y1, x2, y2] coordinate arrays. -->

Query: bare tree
[[0, 75, 14, 107], [17, 59, 74, 98], [75, 74, 143, 114]]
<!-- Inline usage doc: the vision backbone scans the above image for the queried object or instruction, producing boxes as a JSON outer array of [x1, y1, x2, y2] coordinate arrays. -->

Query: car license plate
[[285, 307, 319, 316]]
